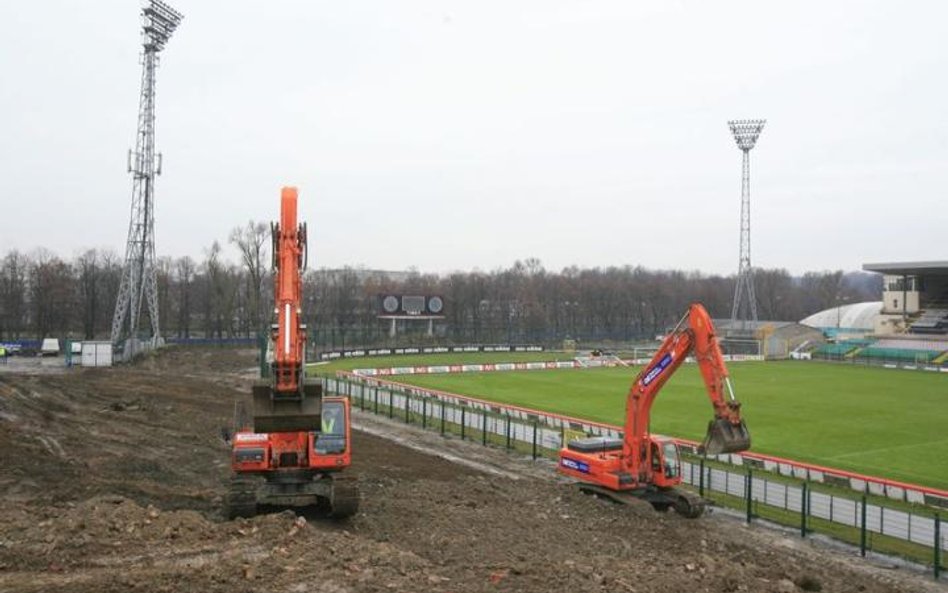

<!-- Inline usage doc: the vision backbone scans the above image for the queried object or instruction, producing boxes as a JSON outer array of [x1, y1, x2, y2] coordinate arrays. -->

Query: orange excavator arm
[[623, 303, 750, 480], [272, 187, 307, 394], [251, 187, 322, 433]]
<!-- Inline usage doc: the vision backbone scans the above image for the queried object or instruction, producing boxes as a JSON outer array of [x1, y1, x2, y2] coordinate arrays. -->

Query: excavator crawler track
[[226, 475, 258, 519], [578, 483, 707, 518], [670, 488, 706, 519], [329, 475, 360, 519]]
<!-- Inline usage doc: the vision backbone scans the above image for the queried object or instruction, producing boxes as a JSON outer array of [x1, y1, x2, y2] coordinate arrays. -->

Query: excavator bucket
[[252, 379, 322, 433], [700, 418, 751, 456]]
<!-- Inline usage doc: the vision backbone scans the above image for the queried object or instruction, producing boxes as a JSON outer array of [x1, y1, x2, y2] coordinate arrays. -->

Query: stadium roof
[[800, 301, 882, 331], [863, 261, 948, 276]]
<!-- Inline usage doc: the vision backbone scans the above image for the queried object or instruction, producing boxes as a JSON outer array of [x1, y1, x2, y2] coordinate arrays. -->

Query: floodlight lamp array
[[728, 119, 766, 151], [142, 0, 183, 52]]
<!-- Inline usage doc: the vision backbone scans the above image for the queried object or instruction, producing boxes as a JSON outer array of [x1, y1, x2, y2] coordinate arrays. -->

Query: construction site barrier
[[326, 373, 947, 579], [350, 354, 764, 378]]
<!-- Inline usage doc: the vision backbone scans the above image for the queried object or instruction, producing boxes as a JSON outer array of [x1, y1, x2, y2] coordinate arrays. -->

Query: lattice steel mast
[[111, 0, 183, 347], [727, 119, 765, 324]]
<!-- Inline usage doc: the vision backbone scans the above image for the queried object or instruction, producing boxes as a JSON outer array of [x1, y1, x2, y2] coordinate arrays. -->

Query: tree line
[[0, 225, 880, 347]]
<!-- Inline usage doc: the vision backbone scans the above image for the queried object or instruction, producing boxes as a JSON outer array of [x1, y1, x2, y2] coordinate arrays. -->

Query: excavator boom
[[624, 303, 750, 464], [252, 187, 322, 433]]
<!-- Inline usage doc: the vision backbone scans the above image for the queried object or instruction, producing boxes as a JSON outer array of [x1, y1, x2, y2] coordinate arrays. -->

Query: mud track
[[0, 347, 940, 592]]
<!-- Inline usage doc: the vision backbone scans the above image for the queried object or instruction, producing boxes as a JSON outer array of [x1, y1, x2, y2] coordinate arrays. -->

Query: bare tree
[[174, 256, 196, 338], [76, 249, 100, 339], [28, 249, 73, 339], [229, 221, 269, 335], [0, 251, 29, 339], [0, 241, 880, 346]]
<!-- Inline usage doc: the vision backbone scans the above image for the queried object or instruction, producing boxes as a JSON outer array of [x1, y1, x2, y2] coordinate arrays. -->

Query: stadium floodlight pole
[[728, 119, 766, 326], [111, 0, 183, 352]]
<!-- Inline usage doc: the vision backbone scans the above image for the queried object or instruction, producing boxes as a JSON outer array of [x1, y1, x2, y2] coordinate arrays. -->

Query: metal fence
[[326, 375, 945, 579], [811, 352, 948, 372]]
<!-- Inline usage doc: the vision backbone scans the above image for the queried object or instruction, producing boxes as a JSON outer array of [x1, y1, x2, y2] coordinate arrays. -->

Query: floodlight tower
[[727, 119, 766, 325], [111, 0, 183, 350]]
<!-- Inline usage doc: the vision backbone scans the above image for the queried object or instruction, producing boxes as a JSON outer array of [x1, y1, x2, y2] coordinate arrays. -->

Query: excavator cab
[[314, 399, 347, 455], [650, 439, 682, 488]]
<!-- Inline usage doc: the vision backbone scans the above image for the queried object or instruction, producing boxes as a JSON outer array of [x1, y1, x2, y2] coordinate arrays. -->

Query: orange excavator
[[557, 303, 750, 518], [226, 187, 358, 519]]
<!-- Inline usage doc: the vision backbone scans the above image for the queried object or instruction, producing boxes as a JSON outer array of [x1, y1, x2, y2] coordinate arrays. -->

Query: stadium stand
[[857, 346, 943, 363], [873, 338, 947, 351], [810, 336, 948, 365], [811, 339, 876, 360], [863, 261, 948, 335], [811, 343, 859, 358], [857, 337, 948, 363], [910, 308, 948, 334]]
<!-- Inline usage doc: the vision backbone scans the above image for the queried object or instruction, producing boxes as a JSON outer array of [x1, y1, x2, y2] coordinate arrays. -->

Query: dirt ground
[[0, 347, 942, 593]]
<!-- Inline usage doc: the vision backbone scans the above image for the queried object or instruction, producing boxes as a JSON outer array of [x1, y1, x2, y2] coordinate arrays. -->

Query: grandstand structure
[[863, 261, 948, 334], [806, 261, 948, 366]]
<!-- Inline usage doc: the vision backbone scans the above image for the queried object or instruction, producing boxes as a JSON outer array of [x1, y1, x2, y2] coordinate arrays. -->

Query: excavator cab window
[[315, 401, 346, 455], [650, 443, 662, 472], [662, 441, 680, 479]]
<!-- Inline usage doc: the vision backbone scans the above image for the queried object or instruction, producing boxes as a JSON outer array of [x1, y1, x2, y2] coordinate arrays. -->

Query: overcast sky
[[1, 1, 945, 276]]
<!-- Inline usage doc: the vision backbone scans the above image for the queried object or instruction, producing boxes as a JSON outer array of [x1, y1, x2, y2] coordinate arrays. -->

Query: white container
[[80, 342, 113, 367]]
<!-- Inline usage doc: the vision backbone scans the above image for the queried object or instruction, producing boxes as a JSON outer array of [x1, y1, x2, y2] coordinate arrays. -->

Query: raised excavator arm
[[251, 187, 322, 433], [557, 302, 750, 517], [624, 302, 750, 482]]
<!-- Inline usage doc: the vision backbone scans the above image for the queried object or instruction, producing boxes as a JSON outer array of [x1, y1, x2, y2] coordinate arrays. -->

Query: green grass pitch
[[371, 360, 948, 490]]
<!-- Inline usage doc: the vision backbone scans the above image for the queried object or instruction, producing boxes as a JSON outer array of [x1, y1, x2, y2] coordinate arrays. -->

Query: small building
[[713, 319, 824, 360]]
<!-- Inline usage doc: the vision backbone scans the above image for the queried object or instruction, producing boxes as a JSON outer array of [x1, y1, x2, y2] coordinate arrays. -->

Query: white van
[[40, 338, 60, 356]]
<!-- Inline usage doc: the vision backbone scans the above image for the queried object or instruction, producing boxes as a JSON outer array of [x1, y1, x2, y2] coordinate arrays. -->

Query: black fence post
[[746, 468, 753, 524], [461, 407, 466, 440], [505, 414, 511, 450], [698, 458, 705, 497], [404, 393, 410, 424], [388, 390, 394, 419], [482, 411, 488, 446], [360, 384, 366, 411], [800, 482, 808, 538], [935, 513, 942, 580], [532, 420, 538, 460], [374, 387, 379, 414], [422, 398, 428, 429], [860, 495, 868, 557], [440, 401, 446, 436]]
